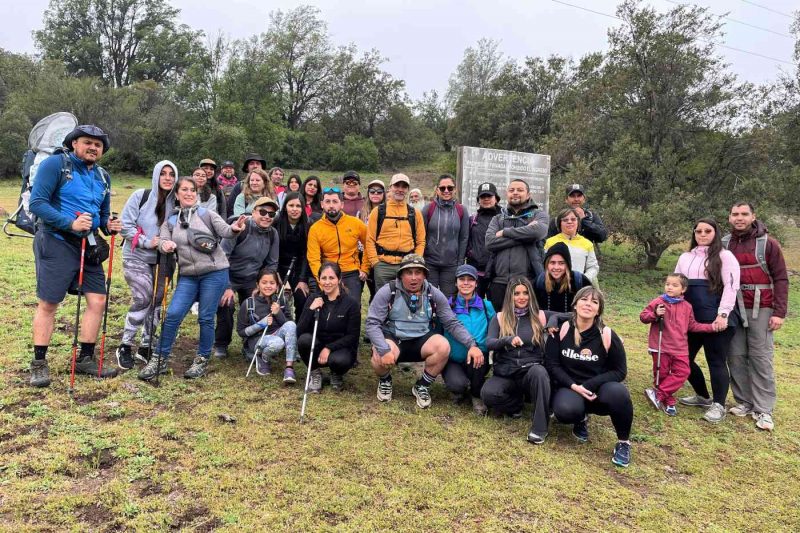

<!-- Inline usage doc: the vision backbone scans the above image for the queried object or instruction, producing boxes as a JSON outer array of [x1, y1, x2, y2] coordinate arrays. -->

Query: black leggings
[[687, 327, 735, 405], [297, 333, 356, 376], [488, 282, 507, 312], [551, 382, 633, 441], [442, 359, 490, 398], [481, 365, 551, 435]]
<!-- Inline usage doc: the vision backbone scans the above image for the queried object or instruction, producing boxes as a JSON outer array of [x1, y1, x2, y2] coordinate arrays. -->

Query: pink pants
[[651, 351, 690, 407]]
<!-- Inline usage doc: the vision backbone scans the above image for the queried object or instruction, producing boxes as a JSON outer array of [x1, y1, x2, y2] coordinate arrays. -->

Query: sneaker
[[75, 357, 118, 378], [664, 404, 677, 417], [376, 376, 393, 402], [283, 367, 296, 385], [526, 426, 547, 445], [412, 383, 432, 408], [754, 412, 774, 431], [190, 302, 199, 315], [330, 372, 344, 391], [572, 416, 589, 443], [703, 402, 726, 423], [308, 369, 323, 393], [471, 396, 488, 415], [679, 394, 712, 407], [729, 403, 753, 417], [115, 344, 134, 371], [255, 355, 271, 376], [135, 345, 152, 364], [138, 356, 168, 381], [212, 345, 228, 359], [183, 356, 209, 379], [644, 388, 661, 410], [29, 359, 51, 388], [611, 441, 631, 468]]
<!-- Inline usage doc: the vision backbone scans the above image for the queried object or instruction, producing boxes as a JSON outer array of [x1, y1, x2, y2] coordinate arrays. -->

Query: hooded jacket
[[307, 213, 368, 279], [466, 205, 501, 272], [422, 198, 470, 267], [120, 160, 177, 264], [640, 295, 715, 355], [485, 199, 549, 284], [544, 232, 599, 281], [534, 242, 591, 313], [237, 293, 289, 356], [223, 219, 279, 291], [159, 205, 237, 277], [674, 245, 740, 321]]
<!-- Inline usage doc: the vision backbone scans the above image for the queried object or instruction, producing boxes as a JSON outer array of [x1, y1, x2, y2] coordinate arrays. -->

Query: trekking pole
[[655, 316, 664, 389], [144, 257, 161, 364], [282, 257, 296, 316], [300, 309, 321, 423], [153, 274, 171, 387], [246, 294, 276, 378], [68, 236, 87, 394], [96, 216, 117, 377]]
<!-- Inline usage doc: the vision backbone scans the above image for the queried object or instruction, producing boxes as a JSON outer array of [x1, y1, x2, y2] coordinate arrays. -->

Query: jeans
[[158, 269, 229, 359]]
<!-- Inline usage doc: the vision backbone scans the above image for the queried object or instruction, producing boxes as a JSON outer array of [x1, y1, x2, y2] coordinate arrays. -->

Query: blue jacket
[[29, 152, 111, 238], [444, 294, 496, 363]]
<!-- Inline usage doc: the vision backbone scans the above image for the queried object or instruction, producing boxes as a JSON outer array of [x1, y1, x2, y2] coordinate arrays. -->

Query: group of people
[[26, 125, 789, 469]]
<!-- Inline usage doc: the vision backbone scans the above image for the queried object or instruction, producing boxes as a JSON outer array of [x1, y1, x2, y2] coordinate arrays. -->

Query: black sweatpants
[[297, 333, 356, 376], [551, 382, 633, 440], [488, 282, 507, 312], [442, 359, 490, 398], [687, 327, 735, 405], [214, 288, 251, 349], [481, 364, 551, 435]]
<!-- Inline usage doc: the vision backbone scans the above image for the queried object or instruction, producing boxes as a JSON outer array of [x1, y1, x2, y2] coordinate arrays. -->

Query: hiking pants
[[728, 309, 776, 414], [427, 264, 457, 298], [121, 257, 164, 347], [481, 364, 551, 435], [341, 270, 364, 304], [214, 288, 251, 350], [373, 261, 400, 292], [297, 333, 356, 376], [442, 358, 490, 398], [252, 322, 298, 363], [551, 382, 633, 441], [650, 351, 689, 407], [687, 327, 735, 405]]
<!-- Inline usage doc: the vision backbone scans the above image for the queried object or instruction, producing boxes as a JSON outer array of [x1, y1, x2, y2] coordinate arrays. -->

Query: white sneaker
[[190, 302, 199, 315], [702, 402, 726, 423], [728, 403, 753, 417], [376, 377, 393, 402], [754, 412, 774, 431]]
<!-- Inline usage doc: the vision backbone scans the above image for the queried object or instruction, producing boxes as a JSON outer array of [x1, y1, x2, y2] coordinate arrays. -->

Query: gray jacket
[[223, 219, 279, 290], [159, 205, 237, 277], [421, 198, 470, 266], [485, 199, 549, 284], [120, 160, 176, 264], [365, 279, 476, 356]]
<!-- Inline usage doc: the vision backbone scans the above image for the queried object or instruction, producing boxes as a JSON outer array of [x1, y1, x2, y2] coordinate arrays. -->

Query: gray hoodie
[[223, 219, 279, 291], [159, 205, 237, 277], [120, 160, 177, 264], [485, 199, 549, 284], [421, 198, 470, 267]]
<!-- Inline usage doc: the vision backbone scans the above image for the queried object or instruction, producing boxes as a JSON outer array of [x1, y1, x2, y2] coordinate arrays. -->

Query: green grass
[[0, 180, 799, 530]]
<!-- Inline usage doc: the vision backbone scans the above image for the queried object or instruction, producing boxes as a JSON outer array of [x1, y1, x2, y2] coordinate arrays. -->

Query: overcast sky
[[2, 0, 796, 100]]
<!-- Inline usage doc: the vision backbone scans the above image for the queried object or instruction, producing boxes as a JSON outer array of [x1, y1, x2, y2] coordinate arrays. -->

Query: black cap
[[63, 125, 110, 152], [477, 182, 499, 200], [565, 183, 585, 196], [343, 170, 360, 183], [241, 153, 267, 173], [221, 160, 235, 169]]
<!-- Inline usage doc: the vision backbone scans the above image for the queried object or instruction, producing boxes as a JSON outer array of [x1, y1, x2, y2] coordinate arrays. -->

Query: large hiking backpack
[[375, 203, 418, 257], [3, 112, 80, 238]]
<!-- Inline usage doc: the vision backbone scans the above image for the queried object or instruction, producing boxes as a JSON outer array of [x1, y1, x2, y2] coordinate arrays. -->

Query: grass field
[[0, 177, 798, 531]]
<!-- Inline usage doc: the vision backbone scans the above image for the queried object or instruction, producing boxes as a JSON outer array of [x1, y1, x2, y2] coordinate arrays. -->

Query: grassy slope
[[0, 177, 798, 531]]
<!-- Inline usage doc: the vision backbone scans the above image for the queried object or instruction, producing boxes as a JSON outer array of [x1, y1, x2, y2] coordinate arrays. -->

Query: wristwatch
[[718, 312, 728, 319]]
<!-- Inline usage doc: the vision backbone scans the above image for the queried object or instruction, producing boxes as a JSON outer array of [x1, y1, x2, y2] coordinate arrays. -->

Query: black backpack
[[374, 203, 418, 257]]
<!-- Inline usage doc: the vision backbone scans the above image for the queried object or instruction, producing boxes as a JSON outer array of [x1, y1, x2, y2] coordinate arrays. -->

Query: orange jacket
[[365, 199, 426, 266], [307, 213, 368, 280]]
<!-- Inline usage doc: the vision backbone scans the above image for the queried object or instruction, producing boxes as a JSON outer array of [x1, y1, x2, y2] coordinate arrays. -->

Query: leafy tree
[[415, 90, 449, 151], [446, 38, 507, 107], [374, 105, 440, 168], [328, 135, 379, 171]]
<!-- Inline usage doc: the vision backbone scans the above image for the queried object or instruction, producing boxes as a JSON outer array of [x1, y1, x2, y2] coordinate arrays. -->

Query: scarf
[[661, 294, 684, 304]]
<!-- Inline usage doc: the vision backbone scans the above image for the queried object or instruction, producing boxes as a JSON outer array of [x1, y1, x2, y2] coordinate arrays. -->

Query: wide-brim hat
[[396, 253, 429, 276], [199, 158, 217, 169], [63, 125, 110, 153], [242, 153, 267, 173]]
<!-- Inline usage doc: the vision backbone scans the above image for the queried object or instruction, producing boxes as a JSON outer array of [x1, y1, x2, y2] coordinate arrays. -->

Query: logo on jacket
[[561, 348, 599, 362]]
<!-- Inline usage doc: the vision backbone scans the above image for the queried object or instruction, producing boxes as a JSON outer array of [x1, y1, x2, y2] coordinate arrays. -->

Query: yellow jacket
[[307, 213, 368, 280], [366, 199, 426, 266]]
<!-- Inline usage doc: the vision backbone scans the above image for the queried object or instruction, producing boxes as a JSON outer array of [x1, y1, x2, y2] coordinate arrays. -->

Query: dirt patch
[[76, 502, 116, 532], [169, 504, 219, 531], [73, 389, 110, 405], [136, 479, 165, 497], [321, 510, 347, 526]]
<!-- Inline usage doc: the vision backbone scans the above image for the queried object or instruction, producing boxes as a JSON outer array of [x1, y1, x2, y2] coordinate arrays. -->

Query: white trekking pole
[[300, 309, 321, 423], [246, 294, 277, 378]]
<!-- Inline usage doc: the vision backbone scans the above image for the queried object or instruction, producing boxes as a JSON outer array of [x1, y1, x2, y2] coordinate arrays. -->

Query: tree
[[415, 90, 449, 151], [35, 0, 204, 87], [446, 38, 507, 108]]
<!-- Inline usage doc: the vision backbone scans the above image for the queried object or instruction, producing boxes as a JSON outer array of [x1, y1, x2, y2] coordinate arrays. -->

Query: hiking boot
[[611, 441, 631, 468], [212, 345, 228, 359], [471, 396, 488, 416], [644, 388, 661, 410], [573, 416, 589, 443], [135, 345, 152, 364], [412, 383, 432, 409], [754, 412, 774, 431], [255, 354, 271, 376], [308, 369, 323, 393], [451, 392, 467, 405], [729, 403, 753, 417], [526, 426, 547, 445], [29, 359, 51, 388], [115, 344, 134, 371], [377, 376, 393, 402], [75, 357, 118, 378], [138, 356, 168, 381], [183, 356, 209, 379], [703, 402, 726, 423], [330, 372, 344, 391], [663, 404, 677, 417], [283, 367, 296, 385], [190, 302, 199, 315], [679, 394, 712, 407]]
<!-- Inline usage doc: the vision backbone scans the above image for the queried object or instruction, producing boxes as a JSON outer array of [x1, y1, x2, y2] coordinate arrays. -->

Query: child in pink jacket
[[640, 273, 716, 416]]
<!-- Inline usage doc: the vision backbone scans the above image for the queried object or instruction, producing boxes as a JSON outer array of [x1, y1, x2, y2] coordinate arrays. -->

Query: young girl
[[640, 273, 715, 416], [237, 269, 299, 383]]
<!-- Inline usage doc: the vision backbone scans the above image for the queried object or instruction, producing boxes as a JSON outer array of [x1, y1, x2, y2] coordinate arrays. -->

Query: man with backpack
[[365, 254, 481, 409], [546, 183, 608, 244], [28, 125, 122, 387], [484, 178, 549, 310], [213, 196, 280, 358], [724, 202, 789, 431], [365, 173, 426, 290]]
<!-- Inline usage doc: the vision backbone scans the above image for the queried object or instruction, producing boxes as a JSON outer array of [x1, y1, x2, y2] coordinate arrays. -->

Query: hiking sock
[[34, 345, 48, 361], [79, 342, 96, 361], [379, 372, 392, 381], [416, 371, 436, 387]]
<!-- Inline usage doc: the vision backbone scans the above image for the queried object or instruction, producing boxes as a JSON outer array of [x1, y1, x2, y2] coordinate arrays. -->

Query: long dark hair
[[318, 261, 347, 295], [303, 175, 323, 209], [275, 192, 309, 241], [690, 217, 724, 295], [155, 163, 178, 225]]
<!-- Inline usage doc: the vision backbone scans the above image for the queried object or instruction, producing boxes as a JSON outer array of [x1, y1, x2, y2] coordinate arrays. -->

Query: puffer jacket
[[159, 205, 237, 276]]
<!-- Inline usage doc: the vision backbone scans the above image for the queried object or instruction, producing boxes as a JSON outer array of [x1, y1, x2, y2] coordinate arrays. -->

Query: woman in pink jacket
[[673, 218, 740, 423]]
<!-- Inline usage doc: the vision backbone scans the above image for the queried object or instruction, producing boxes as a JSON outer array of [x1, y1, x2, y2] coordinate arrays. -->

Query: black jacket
[[236, 293, 289, 356], [275, 218, 309, 284], [466, 205, 501, 272], [486, 312, 546, 377], [545, 322, 626, 392], [547, 206, 607, 244], [297, 293, 361, 353]]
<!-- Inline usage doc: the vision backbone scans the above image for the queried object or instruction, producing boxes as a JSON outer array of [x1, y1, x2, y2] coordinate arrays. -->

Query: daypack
[[425, 200, 464, 224], [721, 233, 773, 327], [387, 280, 438, 329], [245, 294, 286, 327], [559, 321, 612, 352], [374, 203, 418, 257], [721, 233, 770, 277]]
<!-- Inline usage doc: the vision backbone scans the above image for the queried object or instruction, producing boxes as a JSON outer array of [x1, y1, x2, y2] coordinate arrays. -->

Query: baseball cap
[[455, 264, 479, 280], [343, 170, 360, 183], [477, 182, 499, 200], [565, 183, 585, 195], [390, 173, 410, 186], [252, 196, 279, 210]]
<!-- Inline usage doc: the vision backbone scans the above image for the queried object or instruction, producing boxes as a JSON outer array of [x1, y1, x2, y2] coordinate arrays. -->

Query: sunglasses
[[256, 208, 277, 218], [438, 185, 455, 192], [323, 187, 341, 193], [368, 188, 384, 194], [694, 228, 713, 234]]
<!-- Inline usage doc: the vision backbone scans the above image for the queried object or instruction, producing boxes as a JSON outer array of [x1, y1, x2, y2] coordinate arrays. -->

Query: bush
[[328, 135, 379, 172], [281, 129, 331, 169]]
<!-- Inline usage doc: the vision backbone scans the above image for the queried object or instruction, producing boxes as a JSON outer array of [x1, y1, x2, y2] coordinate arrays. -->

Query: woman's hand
[[309, 297, 324, 311], [295, 281, 309, 297], [712, 315, 728, 332], [510, 336, 524, 347], [571, 383, 597, 401], [318, 347, 331, 365], [230, 215, 248, 232], [466, 346, 484, 368], [161, 240, 177, 253]]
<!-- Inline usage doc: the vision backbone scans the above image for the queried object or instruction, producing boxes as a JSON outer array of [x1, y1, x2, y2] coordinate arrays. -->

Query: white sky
[[1, 0, 796, 100]]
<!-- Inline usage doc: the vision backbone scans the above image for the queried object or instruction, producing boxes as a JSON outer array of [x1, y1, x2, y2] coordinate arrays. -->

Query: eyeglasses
[[438, 186, 455, 192], [694, 228, 713, 234], [256, 208, 277, 218], [368, 188, 384, 194], [323, 187, 341, 193]]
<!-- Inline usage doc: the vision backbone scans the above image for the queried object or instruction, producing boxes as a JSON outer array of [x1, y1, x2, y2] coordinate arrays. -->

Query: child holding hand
[[640, 273, 715, 416]]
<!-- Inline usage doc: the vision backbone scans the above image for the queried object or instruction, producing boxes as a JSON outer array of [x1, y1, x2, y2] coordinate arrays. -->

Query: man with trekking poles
[[28, 124, 122, 389]]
